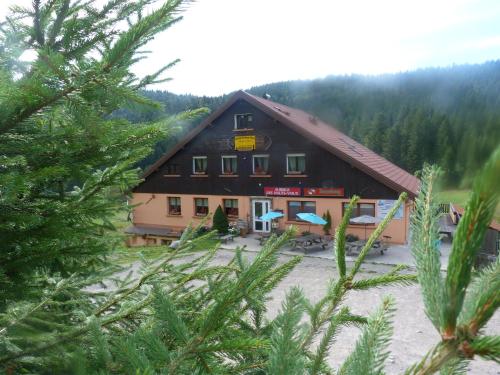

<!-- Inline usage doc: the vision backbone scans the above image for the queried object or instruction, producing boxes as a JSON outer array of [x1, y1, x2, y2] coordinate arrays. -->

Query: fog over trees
[[125, 61, 500, 186]]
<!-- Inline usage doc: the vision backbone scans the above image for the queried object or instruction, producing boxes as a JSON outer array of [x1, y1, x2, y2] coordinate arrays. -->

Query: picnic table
[[258, 229, 285, 245], [345, 240, 387, 256], [291, 234, 330, 251]]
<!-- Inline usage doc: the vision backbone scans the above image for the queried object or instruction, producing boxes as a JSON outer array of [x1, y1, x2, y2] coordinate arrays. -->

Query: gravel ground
[[117, 248, 499, 374], [208, 249, 500, 375]]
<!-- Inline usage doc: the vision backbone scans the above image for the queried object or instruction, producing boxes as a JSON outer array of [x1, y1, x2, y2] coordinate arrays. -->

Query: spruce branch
[[349, 192, 408, 278], [334, 195, 359, 278], [442, 146, 500, 337], [410, 164, 444, 330], [458, 258, 499, 335], [469, 335, 500, 362], [339, 296, 396, 375], [310, 307, 351, 375], [267, 287, 307, 375], [350, 273, 417, 290]]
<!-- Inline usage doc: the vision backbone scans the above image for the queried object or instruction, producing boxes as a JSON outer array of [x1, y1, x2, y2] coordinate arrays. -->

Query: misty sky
[[2, 0, 500, 96]]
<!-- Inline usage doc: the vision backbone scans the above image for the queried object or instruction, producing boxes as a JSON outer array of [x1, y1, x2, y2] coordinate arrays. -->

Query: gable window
[[223, 199, 239, 217], [286, 154, 306, 174], [221, 155, 237, 174], [342, 202, 376, 222], [194, 198, 209, 216], [287, 201, 316, 221], [234, 113, 253, 129], [165, 163, 179, 175], [193, 156, 207, 174], [168, 197, 181, 215], [253, 155, 269, 175]]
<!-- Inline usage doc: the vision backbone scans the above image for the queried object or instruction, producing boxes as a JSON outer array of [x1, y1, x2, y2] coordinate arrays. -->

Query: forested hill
[[125, 61, 500, 187]]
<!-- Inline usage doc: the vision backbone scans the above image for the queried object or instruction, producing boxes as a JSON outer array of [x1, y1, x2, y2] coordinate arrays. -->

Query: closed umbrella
[[350, 215, 380, 240]]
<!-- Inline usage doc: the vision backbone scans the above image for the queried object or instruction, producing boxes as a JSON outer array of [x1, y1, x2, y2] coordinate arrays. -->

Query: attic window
[[234, 113, 253, 129], [165, 163, 179, 175]]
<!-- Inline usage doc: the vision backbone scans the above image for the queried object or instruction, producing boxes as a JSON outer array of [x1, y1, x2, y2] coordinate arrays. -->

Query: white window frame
[[233, 113, 253, 129], [221, 155, 237, 174], [192, 156, 207, 174], [286, 153, 306, 174], [252, 154, 270, 174]]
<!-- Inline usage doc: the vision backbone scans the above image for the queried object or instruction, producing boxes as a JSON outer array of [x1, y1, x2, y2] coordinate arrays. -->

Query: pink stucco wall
[[130, 193, 412, 244]]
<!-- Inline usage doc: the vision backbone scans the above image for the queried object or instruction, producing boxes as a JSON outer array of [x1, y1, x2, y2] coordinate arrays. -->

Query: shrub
[[322, 210, 332, 235], [212, 205, 229, 234]]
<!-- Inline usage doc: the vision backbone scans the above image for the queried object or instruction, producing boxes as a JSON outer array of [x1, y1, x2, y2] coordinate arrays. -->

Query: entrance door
[[252, 200, 271, 233]]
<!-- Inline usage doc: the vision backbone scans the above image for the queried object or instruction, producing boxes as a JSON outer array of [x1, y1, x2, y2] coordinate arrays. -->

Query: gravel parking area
[[212, 249, 499, 374], [117, 247, 498, 374]]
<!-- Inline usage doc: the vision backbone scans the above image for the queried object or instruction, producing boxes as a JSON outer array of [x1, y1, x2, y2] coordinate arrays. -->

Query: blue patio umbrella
[[260, 211, 284, 221], [296, 213, 327, 225]]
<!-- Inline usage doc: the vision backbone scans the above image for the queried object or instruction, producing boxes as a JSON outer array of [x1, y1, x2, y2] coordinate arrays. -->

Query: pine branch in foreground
[[405, 146, 500, 374]]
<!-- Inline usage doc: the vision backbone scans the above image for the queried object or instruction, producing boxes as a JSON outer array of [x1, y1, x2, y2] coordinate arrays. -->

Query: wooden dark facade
[[135, 99, 399, 200]]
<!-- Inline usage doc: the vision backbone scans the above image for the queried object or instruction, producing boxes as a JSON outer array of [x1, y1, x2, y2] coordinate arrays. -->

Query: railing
[[438, 203, 450, 214]]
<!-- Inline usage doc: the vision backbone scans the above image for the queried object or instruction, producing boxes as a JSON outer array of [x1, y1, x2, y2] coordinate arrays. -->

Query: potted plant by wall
[[322, 210, 332, 240]]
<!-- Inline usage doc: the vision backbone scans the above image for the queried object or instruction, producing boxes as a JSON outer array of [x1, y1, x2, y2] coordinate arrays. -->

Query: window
[[286, 154, 306, 174], [221, 155, 237, 174], [342, 202, 376, 222], [253, 155, 269, 174], [194, 198, 209, 216], [193, 156, 207, 174], [168, 197, 181, 215], [223, 199, 239, 217], [234, 113, 253, 129], [287, 201, 316, 221], [165, 163, 179, 175]]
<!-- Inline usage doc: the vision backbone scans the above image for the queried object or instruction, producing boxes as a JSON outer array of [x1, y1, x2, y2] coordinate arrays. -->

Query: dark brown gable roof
[[141, 90, 420, 197]]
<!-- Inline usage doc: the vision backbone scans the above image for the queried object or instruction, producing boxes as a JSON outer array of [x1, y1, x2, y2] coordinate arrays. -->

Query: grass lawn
[[437, 189, 500, 222], [113, 237, 220, 265]]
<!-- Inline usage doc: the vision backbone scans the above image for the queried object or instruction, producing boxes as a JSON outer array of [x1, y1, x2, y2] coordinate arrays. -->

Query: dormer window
[[286, 154, 306, 174], [234, 113, 253, 129], [193, 156, 207, 174]]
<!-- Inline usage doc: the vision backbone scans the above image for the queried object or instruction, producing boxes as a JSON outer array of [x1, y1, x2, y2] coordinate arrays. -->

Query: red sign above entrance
[[303, 187, 344, 197], [264, 187, 302, 196]]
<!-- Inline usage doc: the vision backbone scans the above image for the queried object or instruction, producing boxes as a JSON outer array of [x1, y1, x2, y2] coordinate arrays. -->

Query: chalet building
[[127, 91, 420, 246]]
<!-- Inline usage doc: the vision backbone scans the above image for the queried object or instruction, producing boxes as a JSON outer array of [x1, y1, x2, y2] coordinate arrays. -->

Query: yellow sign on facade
[[234, 135, 256, 151]]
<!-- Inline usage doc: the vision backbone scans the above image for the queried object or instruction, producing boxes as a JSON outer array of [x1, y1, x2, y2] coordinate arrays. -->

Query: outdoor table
[[346, 240, 386, 256], [292, 234, 327, 250]]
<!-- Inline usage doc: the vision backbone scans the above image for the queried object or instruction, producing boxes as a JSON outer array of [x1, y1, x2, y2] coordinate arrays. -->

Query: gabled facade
[[128, 91, 420, 246]]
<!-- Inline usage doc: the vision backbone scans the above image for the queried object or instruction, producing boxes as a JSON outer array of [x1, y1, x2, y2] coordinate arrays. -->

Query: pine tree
[[0, 0, 206, 370], [212, 204, 229, 234], [322, 210, 332, 235]]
